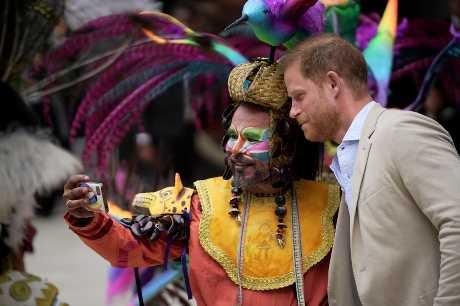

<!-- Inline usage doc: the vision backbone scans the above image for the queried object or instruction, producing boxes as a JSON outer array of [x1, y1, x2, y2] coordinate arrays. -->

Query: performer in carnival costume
[[26, 3, 295, 304], [0, 82, 81, 306], [0, 1, 83, 305], [63, 58, 340, 306]]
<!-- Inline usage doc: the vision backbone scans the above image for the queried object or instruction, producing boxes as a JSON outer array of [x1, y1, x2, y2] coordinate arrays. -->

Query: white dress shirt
[[330, 101, 376, 212]]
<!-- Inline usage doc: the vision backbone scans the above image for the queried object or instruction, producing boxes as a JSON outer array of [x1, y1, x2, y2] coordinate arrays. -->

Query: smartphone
[[79, 182, 108, 211]]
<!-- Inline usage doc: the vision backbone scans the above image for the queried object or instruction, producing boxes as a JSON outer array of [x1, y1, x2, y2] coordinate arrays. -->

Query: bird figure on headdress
[[225, 0, 325, 48]]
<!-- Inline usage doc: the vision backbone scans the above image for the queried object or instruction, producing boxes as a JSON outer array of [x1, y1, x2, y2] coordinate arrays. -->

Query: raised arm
[[63, 174, 194, 268]]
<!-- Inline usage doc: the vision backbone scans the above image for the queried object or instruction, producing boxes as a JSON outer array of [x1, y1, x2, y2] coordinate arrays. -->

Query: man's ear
[[325, 71, 341, 98]]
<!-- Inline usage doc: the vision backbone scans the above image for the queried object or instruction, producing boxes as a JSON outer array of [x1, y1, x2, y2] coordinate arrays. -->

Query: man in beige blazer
[[281, 33, 460, 306]]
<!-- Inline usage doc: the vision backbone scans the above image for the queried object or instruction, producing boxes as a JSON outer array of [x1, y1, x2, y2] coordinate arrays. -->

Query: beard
[[228, 153, 272, 190], [235, 166, 271, 189], [305, 100, 340, 142]]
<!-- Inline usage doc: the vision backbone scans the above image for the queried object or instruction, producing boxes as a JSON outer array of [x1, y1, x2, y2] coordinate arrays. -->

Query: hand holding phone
[[79, 182, 108, 212]]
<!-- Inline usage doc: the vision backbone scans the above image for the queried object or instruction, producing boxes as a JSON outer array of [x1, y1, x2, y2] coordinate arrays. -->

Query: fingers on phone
[[64, 174, 90, 190], [66, 198, 90, 210], [64, 186, 90, 201]]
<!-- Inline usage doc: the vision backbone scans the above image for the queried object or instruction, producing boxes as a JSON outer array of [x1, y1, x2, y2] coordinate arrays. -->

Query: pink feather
[[106, 267, 134, 305]]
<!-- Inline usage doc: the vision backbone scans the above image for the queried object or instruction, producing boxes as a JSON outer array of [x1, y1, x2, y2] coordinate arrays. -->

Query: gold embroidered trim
[[195, 178, 340, 290]]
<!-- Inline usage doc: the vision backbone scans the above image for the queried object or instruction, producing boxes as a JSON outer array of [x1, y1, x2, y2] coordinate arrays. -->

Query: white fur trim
[[0, 129, 82, 251]]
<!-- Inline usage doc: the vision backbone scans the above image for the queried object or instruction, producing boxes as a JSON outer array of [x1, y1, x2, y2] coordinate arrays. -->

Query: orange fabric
[[65, 212, 182, 267], [65, 194, 330, 306]]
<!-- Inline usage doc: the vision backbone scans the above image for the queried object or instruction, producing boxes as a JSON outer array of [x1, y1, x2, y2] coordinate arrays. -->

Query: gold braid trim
[[195, 178, 340, 290]]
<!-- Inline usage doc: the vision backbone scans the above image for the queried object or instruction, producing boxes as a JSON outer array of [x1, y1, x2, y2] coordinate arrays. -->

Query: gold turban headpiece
[[227, 59, 288, 110]]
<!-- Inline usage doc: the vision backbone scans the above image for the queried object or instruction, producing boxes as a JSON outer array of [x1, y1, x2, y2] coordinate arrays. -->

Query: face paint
[[225, 126, 270, 162]]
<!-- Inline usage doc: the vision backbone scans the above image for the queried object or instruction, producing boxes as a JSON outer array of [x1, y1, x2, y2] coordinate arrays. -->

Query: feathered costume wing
[[26, 11, 263, 178], [0, 129, 82, 251]]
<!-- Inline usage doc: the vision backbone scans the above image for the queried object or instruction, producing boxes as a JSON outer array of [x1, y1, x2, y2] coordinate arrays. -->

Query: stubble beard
[[237, 167, 271, 190], [309, 101, 339, 142], [230, 157, 272, 191]]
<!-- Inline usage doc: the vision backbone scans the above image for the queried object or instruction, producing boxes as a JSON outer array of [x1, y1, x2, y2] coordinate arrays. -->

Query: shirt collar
[[342, 101, 376, 142]]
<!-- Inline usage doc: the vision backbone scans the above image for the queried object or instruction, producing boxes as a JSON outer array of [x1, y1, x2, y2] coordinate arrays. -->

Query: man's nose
[[289, 102, 300, 119], [230, 136, 245, 153]]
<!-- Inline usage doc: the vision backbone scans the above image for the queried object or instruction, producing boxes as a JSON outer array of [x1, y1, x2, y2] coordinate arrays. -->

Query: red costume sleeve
[[64, 210, 185, 268]]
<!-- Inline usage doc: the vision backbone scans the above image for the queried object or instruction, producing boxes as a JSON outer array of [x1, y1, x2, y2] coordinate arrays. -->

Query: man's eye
[[227, 133, 237, 139], [294, 95, 304, 101], [246, 137, 260, 142]]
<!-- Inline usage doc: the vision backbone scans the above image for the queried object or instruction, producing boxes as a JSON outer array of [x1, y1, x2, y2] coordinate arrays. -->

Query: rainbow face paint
[[225, 126, 270, 162]]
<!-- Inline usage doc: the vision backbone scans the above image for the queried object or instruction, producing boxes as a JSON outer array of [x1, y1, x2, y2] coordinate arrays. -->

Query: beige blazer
[[328, 104, 460, 306]]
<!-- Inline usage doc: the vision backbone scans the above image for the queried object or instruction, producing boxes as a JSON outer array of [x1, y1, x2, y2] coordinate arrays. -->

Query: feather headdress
[[26, 11, 282, 179]]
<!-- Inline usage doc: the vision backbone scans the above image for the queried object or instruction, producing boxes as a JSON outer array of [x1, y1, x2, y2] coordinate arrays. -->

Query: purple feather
[[391, 57, 434, 81], [298, 1, 325, 34], [270, 0, 318, 18], [46, 13, 191, 72], [70, 53, 155, 141], [356, 14, 379, 50], [106, 267, 134, 305], [89, 63, 228, 173], [83, 71, 177, 164], [70, 42, 227, 142], [95, 68, 195, 173], [35, 11, 256, 176]]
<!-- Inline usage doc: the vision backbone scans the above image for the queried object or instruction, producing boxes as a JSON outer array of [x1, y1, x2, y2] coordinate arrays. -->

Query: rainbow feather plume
[[363, 0, 398, 106]]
